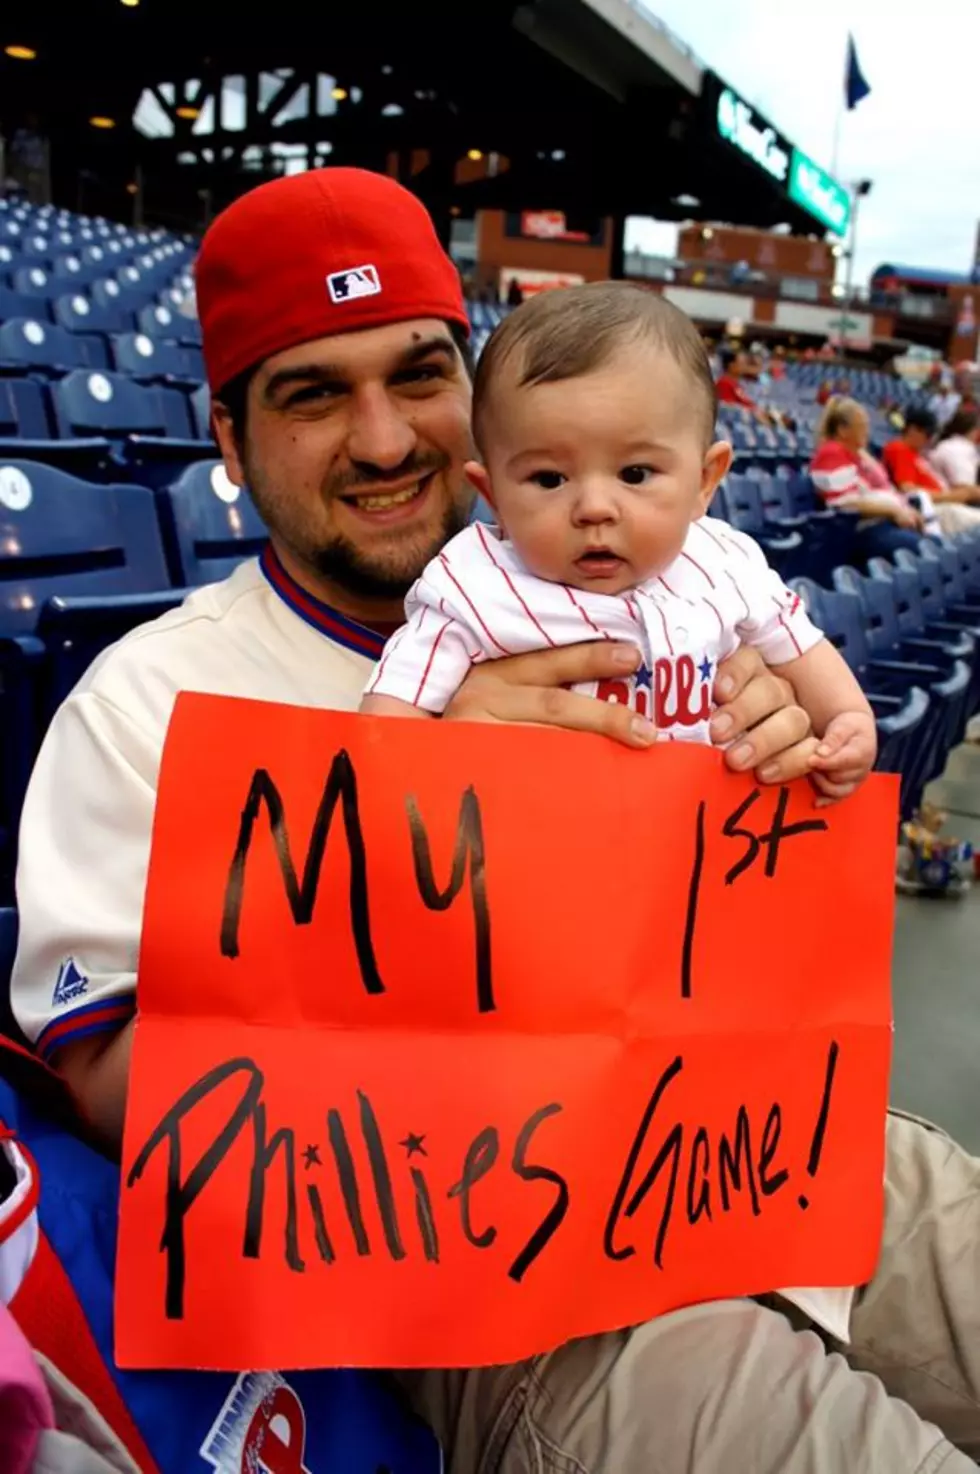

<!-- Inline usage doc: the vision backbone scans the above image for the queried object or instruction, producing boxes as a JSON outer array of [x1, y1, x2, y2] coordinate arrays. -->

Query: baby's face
[[477, 341, 729, 595]]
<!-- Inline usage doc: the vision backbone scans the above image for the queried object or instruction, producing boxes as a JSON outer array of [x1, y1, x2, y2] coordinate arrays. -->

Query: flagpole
[[831, 102, 844, 180], [832, 29, 847, 177]]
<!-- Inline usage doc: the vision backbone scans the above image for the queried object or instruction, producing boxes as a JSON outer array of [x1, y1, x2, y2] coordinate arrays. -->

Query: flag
[[845, 34, 871, 110]]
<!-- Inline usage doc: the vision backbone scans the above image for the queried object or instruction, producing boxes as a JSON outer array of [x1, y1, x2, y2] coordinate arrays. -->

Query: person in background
[[715, 345, 757, 408], [926, 365, 959, 429], [927, 364, 977, 429], [883, 405, 980, 536], [810, 397, 925, 561], [930, 407, 980, 491], [506, 277, 524, 308]]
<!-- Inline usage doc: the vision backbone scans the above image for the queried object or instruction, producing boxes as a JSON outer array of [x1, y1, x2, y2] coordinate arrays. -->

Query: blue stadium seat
[[0, 318, 87, 376], [865, 557, 973, 768], [720, 474, 805, 578], [53, 292, 133, 337], [892, 544, 980, 715], [21, 233, 52, 261], [190, 382, 211, 440], [0, 376, 113, 479], [0, 909, 23, 1038], [0, 460, 170, 637], [157, 461, 267, 585], [137, 302, 185, 340], [0, 459, 182, 886], [91, 277, 131, 311], [0, 287, 52, 324], [0, 910, 16, 993], [11, 265, 55, 300], [52, 254, 96, 288], [51, 369, 213, 484], [111, 331, 200, 384]]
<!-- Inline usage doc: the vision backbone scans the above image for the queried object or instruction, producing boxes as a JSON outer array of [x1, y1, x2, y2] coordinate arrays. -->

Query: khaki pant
[[937, 503, 980, 537], [395, 1113, 980, 1471]]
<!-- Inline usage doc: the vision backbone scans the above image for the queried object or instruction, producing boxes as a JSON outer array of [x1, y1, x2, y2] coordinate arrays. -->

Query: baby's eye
[[620, 464, 656, 486], [529, 470, 566, 490]]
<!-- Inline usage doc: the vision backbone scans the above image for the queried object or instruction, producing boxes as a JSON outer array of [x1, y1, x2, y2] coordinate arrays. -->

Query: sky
[[624, 0, 980, 288]]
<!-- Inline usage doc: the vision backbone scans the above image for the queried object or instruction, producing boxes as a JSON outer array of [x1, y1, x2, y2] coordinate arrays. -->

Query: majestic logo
[[200, 1372, 312, 1473], [52, 958, 88, 1007], [326, 264, 381, 304]]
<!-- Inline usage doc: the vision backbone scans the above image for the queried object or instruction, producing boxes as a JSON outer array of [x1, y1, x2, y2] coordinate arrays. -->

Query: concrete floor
[[891, 741, 980, 1149]]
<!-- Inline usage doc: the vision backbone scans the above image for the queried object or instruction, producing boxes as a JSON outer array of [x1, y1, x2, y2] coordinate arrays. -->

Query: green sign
[[789, 149, 851, 236]]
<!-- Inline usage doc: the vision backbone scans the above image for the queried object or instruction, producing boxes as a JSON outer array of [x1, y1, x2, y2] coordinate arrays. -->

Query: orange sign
[[117, 694, 897, 1371]]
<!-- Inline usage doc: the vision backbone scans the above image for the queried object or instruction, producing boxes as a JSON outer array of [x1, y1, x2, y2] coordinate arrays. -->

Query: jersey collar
[[259, 543, 398, 660]]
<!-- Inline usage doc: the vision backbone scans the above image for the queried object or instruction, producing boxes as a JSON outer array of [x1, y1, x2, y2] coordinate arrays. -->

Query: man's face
[[906, 425, 929, 452], [213, 318, 475, 610]]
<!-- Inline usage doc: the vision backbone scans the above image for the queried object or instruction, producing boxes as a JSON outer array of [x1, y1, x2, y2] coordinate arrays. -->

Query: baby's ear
[[699, 440, 733, 513], [465, 459, 495, 510]]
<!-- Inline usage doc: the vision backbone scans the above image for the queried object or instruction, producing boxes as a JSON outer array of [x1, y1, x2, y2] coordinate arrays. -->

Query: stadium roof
[[1, 0, 841, 239], [872, 263, 977, 288]]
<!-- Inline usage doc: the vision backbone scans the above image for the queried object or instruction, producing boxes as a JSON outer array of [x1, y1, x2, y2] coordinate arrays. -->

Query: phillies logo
[[597, 654, 713, 728], [200, 1372, 311, 1473]]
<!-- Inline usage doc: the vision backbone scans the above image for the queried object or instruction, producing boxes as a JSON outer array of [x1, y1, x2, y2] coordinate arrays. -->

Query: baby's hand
[[808, 711, 878, 804]]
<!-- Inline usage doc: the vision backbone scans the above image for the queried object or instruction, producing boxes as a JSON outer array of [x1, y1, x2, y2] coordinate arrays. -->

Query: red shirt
[[809, 441, 904, 511], [881, 440, 945, 494], [716, 374, 755, 408]]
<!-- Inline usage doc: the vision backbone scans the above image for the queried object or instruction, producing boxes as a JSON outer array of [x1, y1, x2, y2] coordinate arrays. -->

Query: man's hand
[[710, 646, 817, 784], [446, 641, 815, 783], [445, 642, 657, 748], [809, 710, 878, 803]]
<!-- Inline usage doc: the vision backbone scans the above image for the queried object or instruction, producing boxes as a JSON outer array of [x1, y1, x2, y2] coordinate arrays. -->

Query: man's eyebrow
[[262, 363, 346, 401], [394, 335, 458, 369], [261, 335, 458, 402]]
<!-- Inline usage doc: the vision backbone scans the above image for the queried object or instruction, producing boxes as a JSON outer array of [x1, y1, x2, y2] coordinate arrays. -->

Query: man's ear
[[465, 459, 496, 512], [211, 402, 247, 487], [698, 440, 734, 515]]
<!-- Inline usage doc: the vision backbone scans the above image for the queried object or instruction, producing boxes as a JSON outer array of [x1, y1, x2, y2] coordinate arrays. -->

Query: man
[[883, 404, 980, 536], [11, 170, 980, 1472]]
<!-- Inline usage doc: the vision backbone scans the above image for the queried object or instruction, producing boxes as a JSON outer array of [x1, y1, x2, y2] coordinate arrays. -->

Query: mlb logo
[[326, 264, 382, 304]]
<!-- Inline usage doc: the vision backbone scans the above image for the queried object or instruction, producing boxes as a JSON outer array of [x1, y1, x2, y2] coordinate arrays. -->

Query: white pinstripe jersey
[[366, 516, 824, 739]]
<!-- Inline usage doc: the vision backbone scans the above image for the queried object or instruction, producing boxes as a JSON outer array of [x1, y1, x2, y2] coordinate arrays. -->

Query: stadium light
[[4, 44, 36, 60], [120, 0, 140, 7], [331, 87, 348, 101], [89, 116, 116, 129], [467, 149, 484, 161]]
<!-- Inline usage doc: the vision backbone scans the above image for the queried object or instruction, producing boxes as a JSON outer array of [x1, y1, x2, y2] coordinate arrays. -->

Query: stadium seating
[[0, 316, 87, 375], [0, 909, 19, 1040], [51, 369, 212, 484], [156, 460, 267, 585], [792, 577, 935, 818], [0, 458, 184, 895]]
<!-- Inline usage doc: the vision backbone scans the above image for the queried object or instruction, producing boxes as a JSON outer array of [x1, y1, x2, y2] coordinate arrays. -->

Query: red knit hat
[[196, 168, 469, 393]]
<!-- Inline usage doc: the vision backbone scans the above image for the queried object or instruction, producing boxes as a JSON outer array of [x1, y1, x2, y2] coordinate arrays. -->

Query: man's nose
[[346, 385, 418, 473]]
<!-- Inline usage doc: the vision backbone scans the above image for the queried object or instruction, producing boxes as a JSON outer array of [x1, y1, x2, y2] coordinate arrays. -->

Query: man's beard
[[244, 449, 471, 603], [308, 496, 469, 601]]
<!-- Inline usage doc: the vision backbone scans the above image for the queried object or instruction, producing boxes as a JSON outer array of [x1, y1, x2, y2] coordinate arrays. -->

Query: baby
[[361, 283, 875, 799]]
